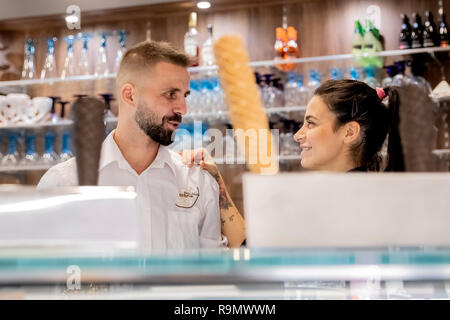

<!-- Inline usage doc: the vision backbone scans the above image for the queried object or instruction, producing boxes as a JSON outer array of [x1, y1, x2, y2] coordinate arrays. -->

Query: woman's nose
[[293, 126, 305, 142]]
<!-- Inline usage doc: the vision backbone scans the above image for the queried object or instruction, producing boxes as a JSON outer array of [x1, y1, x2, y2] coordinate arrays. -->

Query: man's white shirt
[[37, 130, 226, 250]]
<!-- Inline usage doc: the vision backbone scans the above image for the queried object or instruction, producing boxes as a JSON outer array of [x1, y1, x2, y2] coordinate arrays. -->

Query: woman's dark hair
[[314, 79, 404, 171]]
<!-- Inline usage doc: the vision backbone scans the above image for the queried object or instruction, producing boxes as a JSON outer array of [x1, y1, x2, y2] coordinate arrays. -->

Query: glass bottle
[[40, 37, 57, 79], [295, 74, 309, 106], [411, 13, 424, 49], [274, 27, 287, 71], [363, 66, 380, 88], [284, 26, 299, 72], [363, 19, 383, 68], [382, 65, 398, 87], [201, 24, 215, 67], [184, 12, 199, 66], [399, 14, 412, 50], [284, 72, 298, 107], [438, 7, 449, 47], [423, 11, 439, 47]]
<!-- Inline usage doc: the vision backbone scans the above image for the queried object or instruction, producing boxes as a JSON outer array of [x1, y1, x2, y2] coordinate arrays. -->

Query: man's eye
[[165, 92, 177, 99], [307, 121, 315, 127]]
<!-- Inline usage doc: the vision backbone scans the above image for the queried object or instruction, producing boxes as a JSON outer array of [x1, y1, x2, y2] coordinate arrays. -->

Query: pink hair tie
[[376, 87, 386, 100]]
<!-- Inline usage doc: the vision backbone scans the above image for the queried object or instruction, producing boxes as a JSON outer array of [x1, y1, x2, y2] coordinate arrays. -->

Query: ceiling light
[[197, 1, 211, 9]]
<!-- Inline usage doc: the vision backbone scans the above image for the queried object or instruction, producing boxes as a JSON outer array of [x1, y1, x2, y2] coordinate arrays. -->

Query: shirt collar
[[99, 130, 177, 176]]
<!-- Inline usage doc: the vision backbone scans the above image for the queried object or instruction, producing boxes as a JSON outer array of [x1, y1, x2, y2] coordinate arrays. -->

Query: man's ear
[[121, 83, 136, 107], [343, 121, 361, 144]]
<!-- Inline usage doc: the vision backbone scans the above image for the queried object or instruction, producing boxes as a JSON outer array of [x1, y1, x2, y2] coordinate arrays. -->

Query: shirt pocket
[[167, 208, 201, 249]]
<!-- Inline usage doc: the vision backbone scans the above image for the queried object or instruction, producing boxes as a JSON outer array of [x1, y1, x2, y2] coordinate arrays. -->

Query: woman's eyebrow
[[305, 115, 318, 121]]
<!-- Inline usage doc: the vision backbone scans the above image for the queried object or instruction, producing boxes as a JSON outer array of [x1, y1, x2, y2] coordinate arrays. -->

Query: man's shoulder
[[37, 157, 78, 188]]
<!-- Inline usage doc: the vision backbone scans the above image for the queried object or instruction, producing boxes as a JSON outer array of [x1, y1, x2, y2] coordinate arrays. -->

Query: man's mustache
[[163, 113, 182, 123]]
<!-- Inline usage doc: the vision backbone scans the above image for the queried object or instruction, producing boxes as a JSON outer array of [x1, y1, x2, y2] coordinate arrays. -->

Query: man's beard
[[135, 101, 182, 146]]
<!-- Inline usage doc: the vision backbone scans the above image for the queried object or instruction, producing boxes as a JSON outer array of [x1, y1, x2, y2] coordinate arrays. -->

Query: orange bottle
[[284, 26, 299, 71], [274, 27, 287, 71]]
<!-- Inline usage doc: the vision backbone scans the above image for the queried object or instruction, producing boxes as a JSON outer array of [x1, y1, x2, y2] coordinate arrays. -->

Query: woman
[[294, 79, 403, 172], [182, 79, 404, 246]]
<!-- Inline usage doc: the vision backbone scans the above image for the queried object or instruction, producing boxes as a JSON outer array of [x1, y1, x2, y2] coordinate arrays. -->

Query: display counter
[[1, 247, 450, 299]]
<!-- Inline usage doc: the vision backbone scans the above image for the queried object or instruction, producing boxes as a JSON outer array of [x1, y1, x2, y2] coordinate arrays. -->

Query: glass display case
[[1, 247, 450, 299]]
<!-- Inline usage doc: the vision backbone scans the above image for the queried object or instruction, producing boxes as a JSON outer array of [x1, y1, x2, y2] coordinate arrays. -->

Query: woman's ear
[[343, 121, 361, 144]]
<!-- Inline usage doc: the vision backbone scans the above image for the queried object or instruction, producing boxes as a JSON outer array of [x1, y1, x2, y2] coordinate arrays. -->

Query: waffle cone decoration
[[214, 35, 279, 174], [72, 97, 106, 185]]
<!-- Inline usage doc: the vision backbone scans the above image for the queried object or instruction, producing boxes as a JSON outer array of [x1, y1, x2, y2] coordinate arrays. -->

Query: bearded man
[[38, 40, 225, 250]]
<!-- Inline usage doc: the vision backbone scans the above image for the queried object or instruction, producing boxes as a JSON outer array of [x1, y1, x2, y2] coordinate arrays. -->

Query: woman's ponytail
[[384, 87, 405, 172]]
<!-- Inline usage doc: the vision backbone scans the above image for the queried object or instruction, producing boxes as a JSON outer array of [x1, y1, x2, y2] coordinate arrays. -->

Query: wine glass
[[40, 37, 57, 79], [95, 33, 110, 77], [21, 39, 36, 79], [114, 29, 128, 73], [77, 33, 92, 75], [61, 35, 76, 79]]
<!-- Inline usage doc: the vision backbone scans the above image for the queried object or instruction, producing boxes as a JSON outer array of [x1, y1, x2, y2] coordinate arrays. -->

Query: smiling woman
[[293, 79, 403, 172]]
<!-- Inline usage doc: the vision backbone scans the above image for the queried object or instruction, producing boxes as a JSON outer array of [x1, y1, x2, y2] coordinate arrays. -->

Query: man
[[38, 40, 225, 250]]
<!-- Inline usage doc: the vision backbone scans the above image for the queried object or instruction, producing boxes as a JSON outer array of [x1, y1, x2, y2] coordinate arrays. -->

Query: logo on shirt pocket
[[175, 186, 200, 209]]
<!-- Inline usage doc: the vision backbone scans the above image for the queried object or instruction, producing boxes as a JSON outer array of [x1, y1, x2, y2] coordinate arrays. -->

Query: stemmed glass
[[95, 33, 110, 76], [40, 37, 57, 79], [40, 131, 59, 164], [61, 35, 76, 79], [1, 132, 19, 166], [21, 39, 36, 79], [22, 132, 39, 164], [77, 33, 92, 76], [114, 30, 128, 73]]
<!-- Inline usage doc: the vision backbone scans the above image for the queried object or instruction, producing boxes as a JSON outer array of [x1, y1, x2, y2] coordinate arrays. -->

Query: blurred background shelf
[[0, 164, 55, 173], [0, 106, 307, 130], [1, 47, 449, 87], [433, 149, 450, 160]]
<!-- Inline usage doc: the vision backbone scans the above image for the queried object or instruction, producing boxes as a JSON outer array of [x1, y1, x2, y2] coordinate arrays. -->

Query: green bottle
[[363, 19, 383, 68], [352, 20, 365, 65]]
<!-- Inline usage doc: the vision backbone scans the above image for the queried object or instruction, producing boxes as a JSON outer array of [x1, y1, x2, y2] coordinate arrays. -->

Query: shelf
[[183, 105, 307, 121], [0, 164, 54, 173], [0, 106, 305, 130], [0, 154, 300, 172], [0, 74, 115, 88], [189, 46, 450, 73], [0, 119, 73, 130], [214, 154, 300, 165], [1, 47, 449, 87], [432, 149, 450, 160], [0, 117, 118, 130]]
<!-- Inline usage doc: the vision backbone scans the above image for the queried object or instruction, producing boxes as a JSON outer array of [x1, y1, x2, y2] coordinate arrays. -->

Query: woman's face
[[293, 95, 349, 171]]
